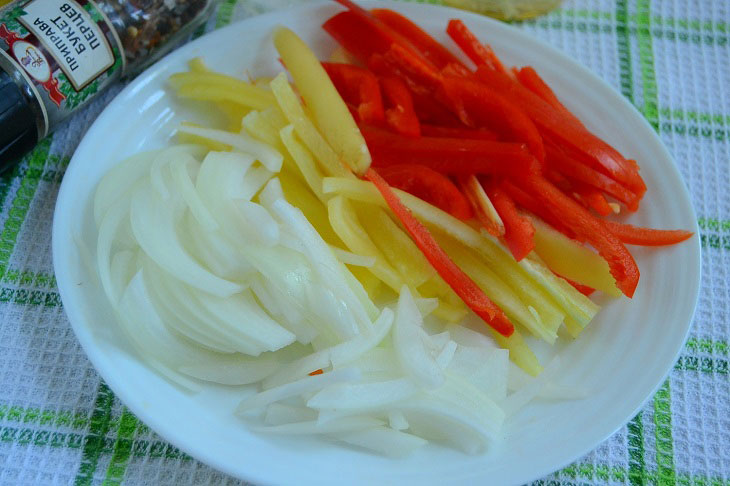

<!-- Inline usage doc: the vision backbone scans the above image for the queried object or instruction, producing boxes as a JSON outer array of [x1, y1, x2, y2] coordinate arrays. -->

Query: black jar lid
[[0, 66, 38, 174]]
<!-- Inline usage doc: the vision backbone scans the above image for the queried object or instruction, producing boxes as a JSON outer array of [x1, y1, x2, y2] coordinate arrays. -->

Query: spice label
[[11, 39, 50, 81], [19, 0, 114, 90], [0, 0, 124, 134]]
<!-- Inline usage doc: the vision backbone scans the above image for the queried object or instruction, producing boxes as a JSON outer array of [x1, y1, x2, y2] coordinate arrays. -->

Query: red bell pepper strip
[[372, 8, 467, 70], [412, 91, 464, 126], [360, 125, 540, 177], [376, 164, 472, 220], [330, 0, 436, 69], [559, 275, 596, 296], [420, 124, 498, 141], [545, 169, 613, 217], [369, 53, 461, 126], [438, 77, 545, 162], [515, 66, 584, 128], [483, 179, 535, 261], [446, 19, 507, 73], [380, 76, 421, 137], [501, 180, 580, 241], [322, 62, 385, 124], [517, 173, 640, 298], [603, 221, 694, 246], [365, 168, 514, 337], [323, 12, 394, 65], [382, 43, 443, 89], [574, 185, 613, 217], [545, 139, 640, 211], [476, 65, 646, 196], [441, 62, 474, 78]]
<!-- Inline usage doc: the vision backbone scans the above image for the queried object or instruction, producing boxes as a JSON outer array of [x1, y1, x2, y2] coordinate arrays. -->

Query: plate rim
[[52, 1, 702, 484]]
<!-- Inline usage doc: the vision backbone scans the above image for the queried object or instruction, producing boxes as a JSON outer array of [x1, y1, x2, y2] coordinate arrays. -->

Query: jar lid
[[0, 66, 38, 174]]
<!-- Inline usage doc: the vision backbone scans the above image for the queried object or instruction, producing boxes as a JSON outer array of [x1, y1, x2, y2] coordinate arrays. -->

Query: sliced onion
[[178, 352, 280, 385], [117, 271, 248, 391], [110, 250, 138, 305], [249, 276, 318, 344], [144, 259, 264, 355], [393, 286, 444, 389], [271, 198, 371, 335], [239, 165, 275, 201], [414, 298, 439, 318], [170, 157, 218, 231], [236, 367, 361, 413], [398, 399, 492, 455], [196, 151, 279, 246], [183, 213, 254, 283], [264, 403, 317, 425], [329, 308, 393, 367], [388, 411, 409, 431], [94, 150, 160, 226], [329, 246, 376, 268], [250, 416, 383, 435], [97, 192, 135, 306], [501, 357, 562, 416], [307, 378, 418, 411], [130, 181, 242, 297], [429, 373, 504, 440], [262, 348, 332, 390], [177, 125, 283, 172], [193, 288, 296, 352], [449, 346, 509, 403], [332, 426, 427, 458]]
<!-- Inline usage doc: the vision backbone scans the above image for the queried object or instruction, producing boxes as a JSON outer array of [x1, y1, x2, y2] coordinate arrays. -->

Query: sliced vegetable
[[420, 124, 498, 141], [380, 76, 421, 137], [328, 195, 405, 292], [517, 174, 639, 297], [376, 164, 472, 220], [484, 179, 535, 261], [364, 168, 515, 337], [458, 175, 505, 237], [476, 65, 646, 196], [603, 221, 694, 246], [445, 19, 506, 74], [356, 203, 434, 288], [529, 207, 622, 297], [372, 8, 467, 69], [274, 27, 371, 174], [270, 73, 351, 178], [323, 62, 385, 124], [362, 125, 539, 176], [438, 76, 545, 162], [514, 66, 583, 127]]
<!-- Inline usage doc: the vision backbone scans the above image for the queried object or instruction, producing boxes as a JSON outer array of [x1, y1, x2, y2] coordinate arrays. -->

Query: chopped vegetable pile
[[93, 0, 692, 457]]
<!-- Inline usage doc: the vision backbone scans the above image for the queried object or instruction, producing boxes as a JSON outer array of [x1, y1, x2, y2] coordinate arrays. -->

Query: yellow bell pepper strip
[[274, 27, 371, 175], [364, 167, 515, 337], [517, 173, 640, 298]]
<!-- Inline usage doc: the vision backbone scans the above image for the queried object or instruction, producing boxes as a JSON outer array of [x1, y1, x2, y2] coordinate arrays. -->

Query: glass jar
[[0, 0, 218, 171]]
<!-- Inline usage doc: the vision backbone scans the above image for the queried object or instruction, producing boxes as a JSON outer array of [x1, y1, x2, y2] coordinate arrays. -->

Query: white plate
[[52, 2, 701, 484]]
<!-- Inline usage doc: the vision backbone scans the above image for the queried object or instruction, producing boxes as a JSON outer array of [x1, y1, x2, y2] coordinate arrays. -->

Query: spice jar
[[0, 0, 219, 172]]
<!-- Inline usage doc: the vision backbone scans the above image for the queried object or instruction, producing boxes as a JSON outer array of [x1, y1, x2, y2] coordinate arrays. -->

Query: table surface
[[1, 0, 728, 484]]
